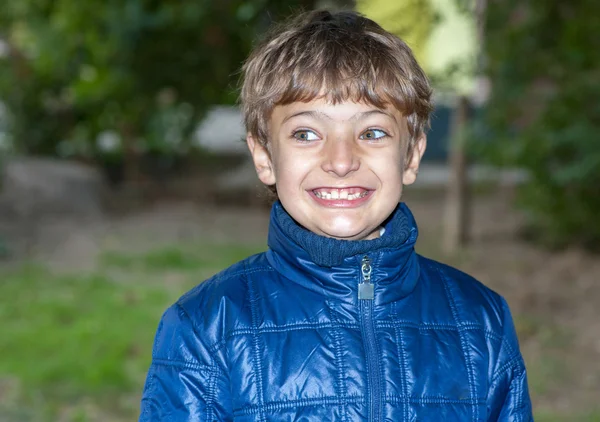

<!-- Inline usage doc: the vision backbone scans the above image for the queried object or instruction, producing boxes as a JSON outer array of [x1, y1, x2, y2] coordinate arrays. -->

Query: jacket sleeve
[[486, 299, 533, 421], [139, 303, 232, 421]]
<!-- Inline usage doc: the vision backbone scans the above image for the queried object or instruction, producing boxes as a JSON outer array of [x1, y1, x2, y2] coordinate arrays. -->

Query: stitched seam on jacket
[[517, 367, 526, 419], [175, 303, 224, 421], [516, 369, 523, 422], [327, 300, 349, 422], [234, 393, 488, 416], [209, 320, 505, 355], [209, 322, 360, 353], [140, 367, 156, 420], [150, 358, 212, 373], [213, 267, 275, 284], [392, 302, 410, 421], [206, 360, 217, 421], [246, 263, 267, 422], [234, 394, 366, 416], [490, 354, 523, 385], [495, 354, 526, 418], [180, 266, 274, 302], [438, 269, 479, 422], [512, 365, 525, 421], [386, 394, 487, 405], [376, 320, 504, 341], [499, 332, 518, 361]]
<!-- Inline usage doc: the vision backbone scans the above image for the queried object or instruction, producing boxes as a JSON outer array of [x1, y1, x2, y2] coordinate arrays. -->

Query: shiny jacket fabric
[[140, 202, 533, 421]]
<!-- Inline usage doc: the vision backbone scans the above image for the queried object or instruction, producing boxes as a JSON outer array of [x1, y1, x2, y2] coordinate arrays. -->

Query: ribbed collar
[[266, 201, 421, 306]]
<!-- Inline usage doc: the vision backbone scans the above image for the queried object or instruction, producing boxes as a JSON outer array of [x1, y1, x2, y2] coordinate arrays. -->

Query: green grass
[[0, 266, 167, 420], [0, 243, 265, 421], [99, 243, 265, 273], [535, 411, 600, 422]]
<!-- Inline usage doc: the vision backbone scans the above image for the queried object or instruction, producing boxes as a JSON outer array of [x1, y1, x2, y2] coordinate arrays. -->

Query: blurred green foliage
[[477, 0, 600, 248], [0, 0, 314, 167]]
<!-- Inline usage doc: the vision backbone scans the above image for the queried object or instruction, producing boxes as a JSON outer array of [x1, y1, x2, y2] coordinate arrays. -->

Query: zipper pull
[[358, 255, 374, 300]]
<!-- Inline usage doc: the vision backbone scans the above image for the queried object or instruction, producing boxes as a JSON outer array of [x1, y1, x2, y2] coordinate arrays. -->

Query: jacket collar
[[266, 201, 420, 306]]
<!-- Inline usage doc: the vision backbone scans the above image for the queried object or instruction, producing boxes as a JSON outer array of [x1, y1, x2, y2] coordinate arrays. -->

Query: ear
[[402, 134, 427, 186], [247, 133, 276, 186]]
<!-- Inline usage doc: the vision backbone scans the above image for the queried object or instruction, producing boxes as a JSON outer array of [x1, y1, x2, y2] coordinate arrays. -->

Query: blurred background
[[0, 0, 598, 420]]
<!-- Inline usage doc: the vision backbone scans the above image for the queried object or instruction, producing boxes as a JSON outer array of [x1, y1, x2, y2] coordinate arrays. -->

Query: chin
[[317, 217, 371, 239], [320, 226, 375, 241]]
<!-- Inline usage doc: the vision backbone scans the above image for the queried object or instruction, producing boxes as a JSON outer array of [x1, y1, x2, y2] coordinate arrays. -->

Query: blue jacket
[[140, 202, 533, 421]]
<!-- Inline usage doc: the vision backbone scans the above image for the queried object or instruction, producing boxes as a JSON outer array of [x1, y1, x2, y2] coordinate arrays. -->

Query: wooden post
[[443, 95, 471, 254]]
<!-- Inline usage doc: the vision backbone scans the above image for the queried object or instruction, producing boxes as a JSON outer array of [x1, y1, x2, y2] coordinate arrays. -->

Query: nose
[[321, 137, 360, 177]]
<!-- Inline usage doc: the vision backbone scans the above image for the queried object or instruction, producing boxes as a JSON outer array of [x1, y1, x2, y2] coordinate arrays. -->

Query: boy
[[140, 10, 533, 421]]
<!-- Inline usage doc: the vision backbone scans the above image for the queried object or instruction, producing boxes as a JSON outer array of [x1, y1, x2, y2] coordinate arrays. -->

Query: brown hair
[[240, 9, 433, 155]]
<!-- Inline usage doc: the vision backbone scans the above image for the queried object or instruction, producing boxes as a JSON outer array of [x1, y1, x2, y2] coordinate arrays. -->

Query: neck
[[271, 202, 411, 267]]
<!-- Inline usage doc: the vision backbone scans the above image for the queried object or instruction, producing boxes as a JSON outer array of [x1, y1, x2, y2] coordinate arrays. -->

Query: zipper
[[358, 255, 381, 422], [359, 256, 374, 300]]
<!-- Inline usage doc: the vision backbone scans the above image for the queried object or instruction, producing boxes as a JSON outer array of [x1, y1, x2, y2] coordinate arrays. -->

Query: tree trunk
[[443, 95, 471, 254]]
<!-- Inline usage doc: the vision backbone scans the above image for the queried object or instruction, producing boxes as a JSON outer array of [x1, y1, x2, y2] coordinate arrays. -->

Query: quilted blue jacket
[[140, 202, 533, 421]]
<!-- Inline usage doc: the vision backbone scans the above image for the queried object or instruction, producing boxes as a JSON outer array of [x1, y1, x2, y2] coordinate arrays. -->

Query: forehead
[[271, 97, 405, 125]]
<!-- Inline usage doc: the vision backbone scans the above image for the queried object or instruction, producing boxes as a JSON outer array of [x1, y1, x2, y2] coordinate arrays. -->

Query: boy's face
[[248, 98, 426, 241]]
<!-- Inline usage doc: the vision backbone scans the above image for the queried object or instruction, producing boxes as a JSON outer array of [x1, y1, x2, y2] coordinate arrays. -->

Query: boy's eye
[[293, 130, 319, 142], [360, 129, 387, 140]]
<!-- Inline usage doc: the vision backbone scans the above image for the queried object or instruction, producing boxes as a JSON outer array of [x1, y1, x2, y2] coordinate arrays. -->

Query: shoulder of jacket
[[148, 253, 274, 369], [418, 255, 508, 334], [157, 252, 273, 347], [176, 251, 273, 313]]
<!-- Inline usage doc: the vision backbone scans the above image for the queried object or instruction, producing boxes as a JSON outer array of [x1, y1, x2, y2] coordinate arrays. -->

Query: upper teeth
[[314, 189, 368, 200]]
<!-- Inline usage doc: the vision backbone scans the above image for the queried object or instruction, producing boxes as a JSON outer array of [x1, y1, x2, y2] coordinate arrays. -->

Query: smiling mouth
[[312, 187, 370, 200]]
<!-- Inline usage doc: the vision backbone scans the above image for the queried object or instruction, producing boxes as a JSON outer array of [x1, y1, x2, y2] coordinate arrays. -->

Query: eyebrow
[[282, 109, 397, 124]]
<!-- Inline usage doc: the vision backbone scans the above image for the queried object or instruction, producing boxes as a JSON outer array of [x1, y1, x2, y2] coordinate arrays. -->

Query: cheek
[[277, 149, 316, 174], [372, 148, 404, 179], [272, 150, 315, 191]]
